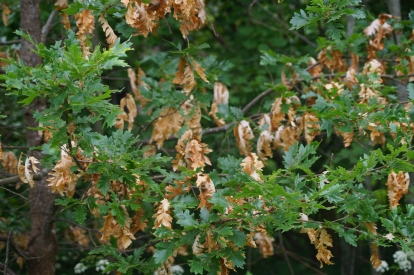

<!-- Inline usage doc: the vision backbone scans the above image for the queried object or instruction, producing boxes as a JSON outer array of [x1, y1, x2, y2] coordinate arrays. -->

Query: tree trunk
[[20, 0, 58, 274]]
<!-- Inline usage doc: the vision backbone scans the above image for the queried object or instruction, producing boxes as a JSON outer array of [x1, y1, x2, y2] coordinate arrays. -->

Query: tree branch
[[0, 174, 42, 185], [41, 10, 58, 44], [242, 88, 274, 114]]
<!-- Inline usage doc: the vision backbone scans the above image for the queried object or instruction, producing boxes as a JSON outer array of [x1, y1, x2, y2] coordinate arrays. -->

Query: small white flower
[[375, 260, 389, 273], [406, 250, 414, 261], [74, 263, 87, 274], [394, 251, 412, 272], [171, 265, 184, 275], [96, 259, 110, 272]]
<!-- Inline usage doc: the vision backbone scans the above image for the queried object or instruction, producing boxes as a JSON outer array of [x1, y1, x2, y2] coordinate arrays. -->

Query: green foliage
[[3, 1, 414, 275]]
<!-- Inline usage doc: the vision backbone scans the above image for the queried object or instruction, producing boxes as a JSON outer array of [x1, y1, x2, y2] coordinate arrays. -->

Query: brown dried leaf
[[125, 2, 156, 37], [303, 112, 320, 143], [370, 244, 382, 269], [241, 153, 264, 182], [55, 0, 68, 10], [315, 229, 334, 268], [131, 208, 148, 234], [150, 107, 183, 148], [60, 13, 71, 30], [209, 82, 229, 127], [254, 232, 274, 258], [48, 146, 80, 197], [75, 10, 95, 57], [318, 46, 347, 72], [181, 98, 202, 135], [366, 123, 386, 146], [70, 226, 90, 247], [174, 0, 206, 38], [196, 173, 215, 209], [308, 57, 322, 77], [337, 130, 354, 147], [99, 14, 118, 48], [172, 130, 212, 171], [386, 170, 410, 209], [100, 211, 135, 249], [234, 120, 254, 156], [152, 198, 173, 229], [192, 233, 204, 255], [364, 222, 378, 235], [2, 4, 10, 27], [256, 130, 273, 161], [120, 93, 137, 131], [1, 151, 17, 174]]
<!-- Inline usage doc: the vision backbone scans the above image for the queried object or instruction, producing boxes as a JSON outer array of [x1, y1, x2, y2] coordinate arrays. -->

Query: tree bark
[[20, 0, 58, 274]]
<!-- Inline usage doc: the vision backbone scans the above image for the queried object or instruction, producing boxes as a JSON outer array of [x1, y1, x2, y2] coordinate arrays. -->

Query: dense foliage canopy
[[2, 0, 414, 275]]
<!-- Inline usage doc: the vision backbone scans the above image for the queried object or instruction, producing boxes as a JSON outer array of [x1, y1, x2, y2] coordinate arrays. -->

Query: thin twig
[[4, 232, 11, 275], [0, 186, 28, 199], [278, 231, 294, 275], [0, 40, 21, 45], [242, 88, 274, 114]]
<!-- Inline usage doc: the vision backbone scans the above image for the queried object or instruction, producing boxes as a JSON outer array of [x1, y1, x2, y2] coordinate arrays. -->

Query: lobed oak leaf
[[192, 233, 204, 255], [173, 0, 206, 38], [315, 229, 334, 268], [75, 10, 95, 57], [234, 120, 254, 156], [364, 222, 377, 235], [1, 151, 17, 174], [131, 207, 148, 234], [54, 0, 68, 10], [120, 93, 137, 131], [181, 98, 202, 135], [18, 154, 40, 188], [209, 82, 229, 127], [337, 130, 354, 147], [125, 2, 156, 37], [256, 130, 273, 161], [273, 122, 302, 152], [151, 107, 183, 148], [153, 198, 173, 229], [366, 123, 386, 146], [240, 153, 264, 182], [303, 112, 320, 143], [386, 170, 409, 209], [2, 4, 10, 27], [60, 13, 71, 30], [370, 244, 382, 269], [318, 46, 347, 72], [98, 14, 118, 48], [100, 212, 135, 249], [70, 226, 90, 247], [172, 130, 212, 171], [308, 57, 322, 77], [254, 232, 274, 258], [47, 145, 84, 197], [196, 173, 215, 209]]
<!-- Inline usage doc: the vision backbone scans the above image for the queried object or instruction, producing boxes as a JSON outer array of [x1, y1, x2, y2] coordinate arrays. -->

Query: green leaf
[[230, 229, 247, 247], [74, 204, 87, 224], [176, 210, 199, 229], [154, 242, 176, 264], [189, 259, 208, 274]]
